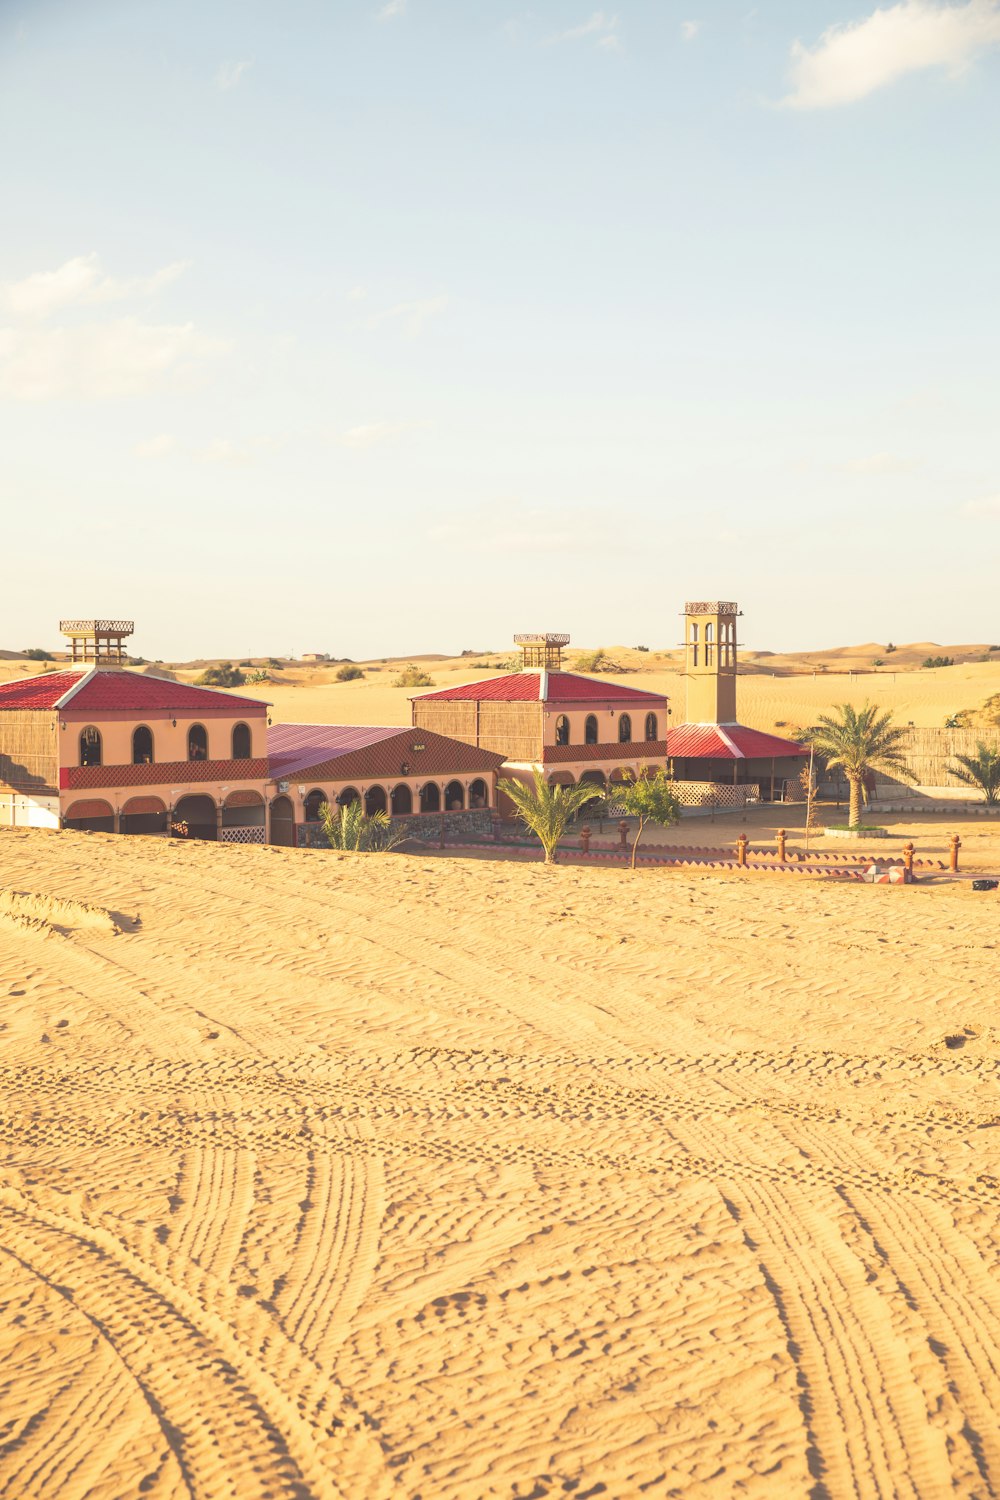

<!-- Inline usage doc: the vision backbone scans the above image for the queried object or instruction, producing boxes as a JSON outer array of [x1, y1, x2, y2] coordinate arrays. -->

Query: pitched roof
[[267, 724, 507, 783], [669, 722, 808, 761], [413, 670, 667, 704], [0, 668, 269, 714]]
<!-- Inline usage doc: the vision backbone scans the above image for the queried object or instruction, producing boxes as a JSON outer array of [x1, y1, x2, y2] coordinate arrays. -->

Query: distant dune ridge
[[4, 642, 996, 737], [1, 827, 1000, 1496]]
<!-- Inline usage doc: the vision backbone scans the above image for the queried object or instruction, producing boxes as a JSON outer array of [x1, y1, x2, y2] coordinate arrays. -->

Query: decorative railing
[[59, 619, 134, 635], [672, 781, 760, 808], [61, 757, 269, 790], [683, 602, 738, 615], [221, 827, 265, 844]]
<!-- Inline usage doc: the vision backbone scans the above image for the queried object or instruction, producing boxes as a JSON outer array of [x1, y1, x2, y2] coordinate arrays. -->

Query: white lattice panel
[[221, 827, 265, 844]]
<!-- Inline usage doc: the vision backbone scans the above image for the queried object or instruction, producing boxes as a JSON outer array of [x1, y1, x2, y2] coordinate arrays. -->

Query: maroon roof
[[267, 723, 506, 784], [0, 668, 268, 714], [268, 724, 404, 779], [414, 670, 666, 704], [669, 723, 808, 761]]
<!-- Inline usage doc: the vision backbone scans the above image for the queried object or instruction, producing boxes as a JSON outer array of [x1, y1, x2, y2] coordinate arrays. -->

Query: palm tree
[[498, 768, 605, 863], [806, 702, 916, 828], [948, 742, 1000, 804], [319, 800, 406, 852]]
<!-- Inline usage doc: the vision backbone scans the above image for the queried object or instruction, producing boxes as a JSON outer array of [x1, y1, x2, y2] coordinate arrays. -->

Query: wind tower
[[682, 601, 740, 723], [60, 618, 134, 668], [513, 632, 570, 670]]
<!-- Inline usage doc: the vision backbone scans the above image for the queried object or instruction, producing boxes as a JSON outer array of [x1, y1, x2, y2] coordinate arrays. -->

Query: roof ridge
[[54, 667, 98, 710]]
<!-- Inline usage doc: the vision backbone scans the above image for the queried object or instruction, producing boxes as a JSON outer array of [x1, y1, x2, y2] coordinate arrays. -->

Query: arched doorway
[[579, 770, 607, 820], [172, 794, 217, 841], [468, 778, 489, 808], [444, 780, 465, 810], [365, 785, 387, 816], [339, 786, 360, 807], [187, 723, 208, 761], [304, 789, 327, 822], [232, 722, 252, 759], [223, 790, 266, 842], [391, 784, 412, 816], [270, 794, 295, 847], [121, 795, 167, 836], [548, 771, 575, 787], [420, 783, 440, 814], [64, 798, 114, 833], [131, 725, 154, 764]]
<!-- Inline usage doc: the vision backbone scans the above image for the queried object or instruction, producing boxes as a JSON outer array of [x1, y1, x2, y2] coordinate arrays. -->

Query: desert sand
[[2, 826, 999, 1498]]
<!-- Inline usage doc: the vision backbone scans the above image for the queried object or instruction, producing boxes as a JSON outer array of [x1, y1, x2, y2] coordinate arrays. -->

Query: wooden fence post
[[950, 834, 961, 872]]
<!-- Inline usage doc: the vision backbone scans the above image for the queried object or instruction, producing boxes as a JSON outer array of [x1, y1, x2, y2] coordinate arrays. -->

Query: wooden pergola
[[60, 619, 134, 665]]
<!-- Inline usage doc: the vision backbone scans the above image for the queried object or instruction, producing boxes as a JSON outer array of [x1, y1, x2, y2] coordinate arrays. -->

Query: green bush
[[922, 656, 954, 669], [392, 667, 435, 688], [23, 648, 53, 661], [196, 662, 246, 687], [336, 664, 364, 682]]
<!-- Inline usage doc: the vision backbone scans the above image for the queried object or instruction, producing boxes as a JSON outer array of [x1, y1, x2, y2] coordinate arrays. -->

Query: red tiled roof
[[0, 668, 269, 714], [544, 739, 668, 764], [61, 758, 269, 791], [669, 723, 808, 761], [0, 671, 85, 709], [414, 671, 667, 704], [267, 724, 507, 784]]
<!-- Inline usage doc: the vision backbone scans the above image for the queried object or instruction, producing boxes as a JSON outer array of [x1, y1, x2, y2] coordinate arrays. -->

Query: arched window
[[645, 712, 658, 742], [391, 784, 412, 816], [339, 786, 360, 807], [705, 622, 714, 668], [691, 622, 699, 668], [585, 714, 598, 745], [304, 789, 326, 822], [555, 714, 570, 746], [420, 783, 440, 814], [364, 785, 387, 816], [445, 780, 465, 810], [132, 725, 153, 764], [618, 713, 632, 744], [79, 726, 102, 767], [469, 778, 489, 808], [187, 724, 208, 761], [232, 722, 251, 759]]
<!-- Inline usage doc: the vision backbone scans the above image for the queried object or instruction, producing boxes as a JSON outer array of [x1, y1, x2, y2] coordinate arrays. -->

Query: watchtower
[[513, 633, 570, 671], [60, 619, 134, 667], [682, 601, 740, 723]]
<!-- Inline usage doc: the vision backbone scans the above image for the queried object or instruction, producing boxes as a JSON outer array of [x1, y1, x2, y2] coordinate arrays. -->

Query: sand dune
[[1, 827, 999, 1497]]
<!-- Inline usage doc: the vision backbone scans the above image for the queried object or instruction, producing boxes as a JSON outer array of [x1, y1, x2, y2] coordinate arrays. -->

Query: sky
[[2, 0, 999, 661]]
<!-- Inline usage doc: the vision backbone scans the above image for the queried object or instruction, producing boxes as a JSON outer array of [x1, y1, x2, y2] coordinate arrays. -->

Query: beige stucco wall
[[541, 701, 667, 750], [59, 707, 265, 770]]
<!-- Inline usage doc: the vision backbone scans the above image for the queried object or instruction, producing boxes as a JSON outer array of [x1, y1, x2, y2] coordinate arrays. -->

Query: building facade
[[412, 634, 669, 804]]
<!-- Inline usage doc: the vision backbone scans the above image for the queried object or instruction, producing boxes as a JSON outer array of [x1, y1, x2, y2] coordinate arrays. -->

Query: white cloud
[[4, 254, 191, 320], [781, 0, 1000, 110], [841, 451, 922, 475], [216, 59, 252, 91], [378, 0, 407, 17], [0, 320, 227, 401], [368, 294, 448, 338], [681, 20, 700, 41], [133, 433, 177, 459], [334, 420, 424, 449], [961, 492, 1000, 516], [545, 11, 620, 45]]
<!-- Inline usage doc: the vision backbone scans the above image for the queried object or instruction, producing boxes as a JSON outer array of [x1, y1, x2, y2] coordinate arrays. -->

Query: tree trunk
[[848, 777, 864, 828], [630, 817, 645, 870]]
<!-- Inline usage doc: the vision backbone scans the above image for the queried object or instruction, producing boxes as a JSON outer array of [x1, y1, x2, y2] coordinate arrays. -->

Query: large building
[[267, 724, 506, 845], [411, 633, 669, 801], [0, 621, 272, 839], [669, 601, 807, 801], [0, 620, 510, 845]]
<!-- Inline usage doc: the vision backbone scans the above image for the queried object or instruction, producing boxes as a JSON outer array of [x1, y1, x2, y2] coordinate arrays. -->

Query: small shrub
[[392, 667, 435, 688], [886, 642, 896, 653], [266, 657, 284, 669], [633, 644, 649, 653], [575, 648, 609, 673], [246, 669, 270, 684], [336, 664, 364, 682], [922, 655, 954, 669], [320, 801, 406, 852], [23, 647, 53, 661], [196, 662, 246, 687]]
